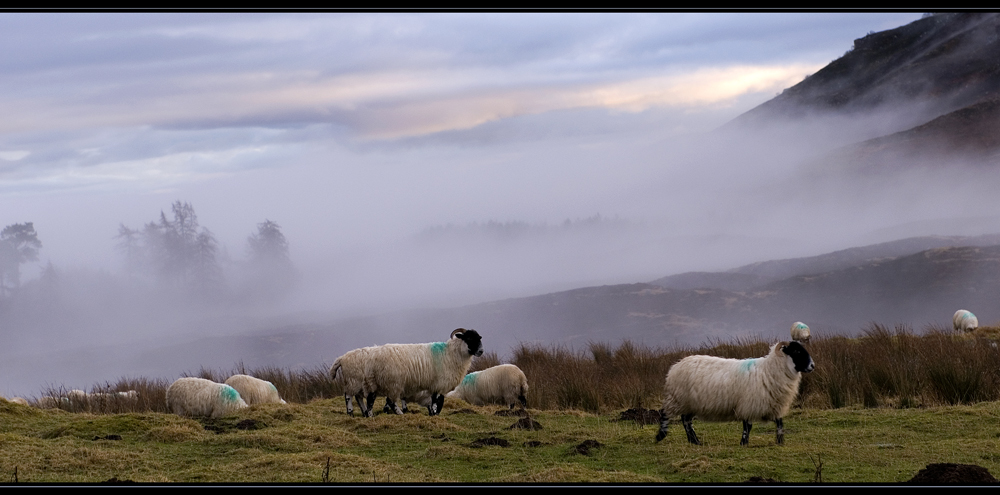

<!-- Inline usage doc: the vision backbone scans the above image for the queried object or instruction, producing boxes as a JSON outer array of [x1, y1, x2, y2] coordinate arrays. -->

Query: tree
[[115, 201, 222, 293], [247, 220, 290, 265], [0, 222, 42, 297], [245, 219, 296, 300]]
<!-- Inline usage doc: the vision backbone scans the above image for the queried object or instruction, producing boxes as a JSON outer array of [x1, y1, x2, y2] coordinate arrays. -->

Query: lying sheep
[[224, 374, 286, 405], [656, 341, 814, 446], [953, 309, 979, 333], [383, 390, 434, 415], [446, 364, 528, 410], [791, 322, 811, 343], [331, 346, 379, 417], [166, 377, 248, 418], [363, 328, 484, 416]]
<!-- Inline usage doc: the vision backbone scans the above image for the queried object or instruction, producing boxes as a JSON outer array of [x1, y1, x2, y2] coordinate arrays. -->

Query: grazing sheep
[[656, 341, 814, 446], [8, 397, 28, 406], [224, 374, 286, 405], [953, 309, 979, 333], [331, 346, 379, 417], [165, 377, 248, 418], [446, 364, 528, 410], [383, 390, 434, 415], [790, 322, 811, 343], [363, 328, 484, 417]]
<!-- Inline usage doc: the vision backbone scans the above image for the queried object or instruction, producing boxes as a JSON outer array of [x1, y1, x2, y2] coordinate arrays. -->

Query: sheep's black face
[[782, 341, 814, 373], [455, 329, 484, 357]]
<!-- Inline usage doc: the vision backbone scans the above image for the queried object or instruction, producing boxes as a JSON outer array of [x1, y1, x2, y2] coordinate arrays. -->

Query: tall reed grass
[[25, 323, 1000, 415]]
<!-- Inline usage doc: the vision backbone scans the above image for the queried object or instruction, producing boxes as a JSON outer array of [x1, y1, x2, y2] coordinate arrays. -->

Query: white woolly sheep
[[362, 328, 484, 417], [445, 364, 528, 410], [656, 341, 814, 446], [8, 397, 28, 406], [790, 322, 811, 343], [953, 309, 979, 333], [331, 346, 379, 417], [165, 377, 248, 418], [224, 374, 286, 405]]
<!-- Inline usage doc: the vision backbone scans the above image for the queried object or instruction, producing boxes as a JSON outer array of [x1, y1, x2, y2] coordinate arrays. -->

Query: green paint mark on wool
[[462, 371, 479, 386], [430, 342, 447, 355], [794, 323, 808, 330], [739, 359, 757, 373], [269, 383, 277, 392], [220, 385, 241, 403]]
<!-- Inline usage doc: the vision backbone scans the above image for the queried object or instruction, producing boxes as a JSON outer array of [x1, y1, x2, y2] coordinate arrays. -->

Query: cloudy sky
[[0, 12, 930, 312]]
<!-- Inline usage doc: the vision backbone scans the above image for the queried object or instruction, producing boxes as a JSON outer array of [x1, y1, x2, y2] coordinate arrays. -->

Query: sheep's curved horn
[[451, 328, 466, 339]]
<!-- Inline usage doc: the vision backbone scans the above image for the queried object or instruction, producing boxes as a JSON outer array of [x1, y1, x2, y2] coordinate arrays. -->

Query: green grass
[[2, 397, 1000, 483]]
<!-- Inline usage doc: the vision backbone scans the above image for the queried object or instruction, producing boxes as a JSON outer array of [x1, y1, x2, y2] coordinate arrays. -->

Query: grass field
[[2, 396, 1000, 484]]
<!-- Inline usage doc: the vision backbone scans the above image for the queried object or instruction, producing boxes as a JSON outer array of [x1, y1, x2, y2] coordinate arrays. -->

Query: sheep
[[953, 309, 979, 333], [655, 341, 814, 446], [224, 374, 286, 405], [383, 390, 434, 415], [165, 377, 248, 418], [445, 364, 528, 410], [362, 328, 484, 417], [791, 321, 811, 343], [8, 397, 28, 406], [331, 346, 379, 417]]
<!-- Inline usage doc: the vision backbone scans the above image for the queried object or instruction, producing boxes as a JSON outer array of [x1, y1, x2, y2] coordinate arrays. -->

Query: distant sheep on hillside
[[791, 322, 811, 343], [953, 309, 979, 333]]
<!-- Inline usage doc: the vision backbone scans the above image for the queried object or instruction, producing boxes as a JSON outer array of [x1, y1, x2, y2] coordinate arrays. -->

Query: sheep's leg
[[383, 398, 395, 414], [344, 394, 353, 416], [681, 414, 700, 445], [364, 392, 377, 417], [400, 399, 409, 414], [428, 393, 444, 416], [655, 410, 669, 442], [391, 397, 405, 415], [517, 395, 527, 410], [741, 420, 753, 446], [775, 418, 784, 445], [353, 393, 367, 417]]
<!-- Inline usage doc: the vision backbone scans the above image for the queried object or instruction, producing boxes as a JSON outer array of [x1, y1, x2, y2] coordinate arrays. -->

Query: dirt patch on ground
[[617, 408, 661, 425], [908, 463, 998, 484], [448, 408, 478, 415], [524, 440, 544, 447], [508, 417, 543, 430], [236, 419, 264, 430], [470, 437, 510, 448], [574, 439, 602, 455]]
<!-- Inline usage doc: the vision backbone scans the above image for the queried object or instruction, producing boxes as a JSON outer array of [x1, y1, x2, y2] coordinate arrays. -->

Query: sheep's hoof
[[655, 431, 666, 443]]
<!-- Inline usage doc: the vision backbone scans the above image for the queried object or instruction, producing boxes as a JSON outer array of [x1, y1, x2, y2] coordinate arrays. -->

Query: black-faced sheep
[[363, 328, 483, 417], [445, 363, 528, 410], [791, 321, 811, 343], [953, 309, 979, 333], [224, 374, 286, 405], [166, 377, 248, 418], [655, 341, 814, 446]]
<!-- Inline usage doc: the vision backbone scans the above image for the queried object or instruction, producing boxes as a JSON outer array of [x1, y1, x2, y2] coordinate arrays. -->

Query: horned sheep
[[166, 377, 248, 418], [363, 328, 484, 417], [446, 363, 528, 410], [224, 374, 286, 405], [790, 321, 811, 343], [656, 341, 814, 446], [953, 309, 979, 333]]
